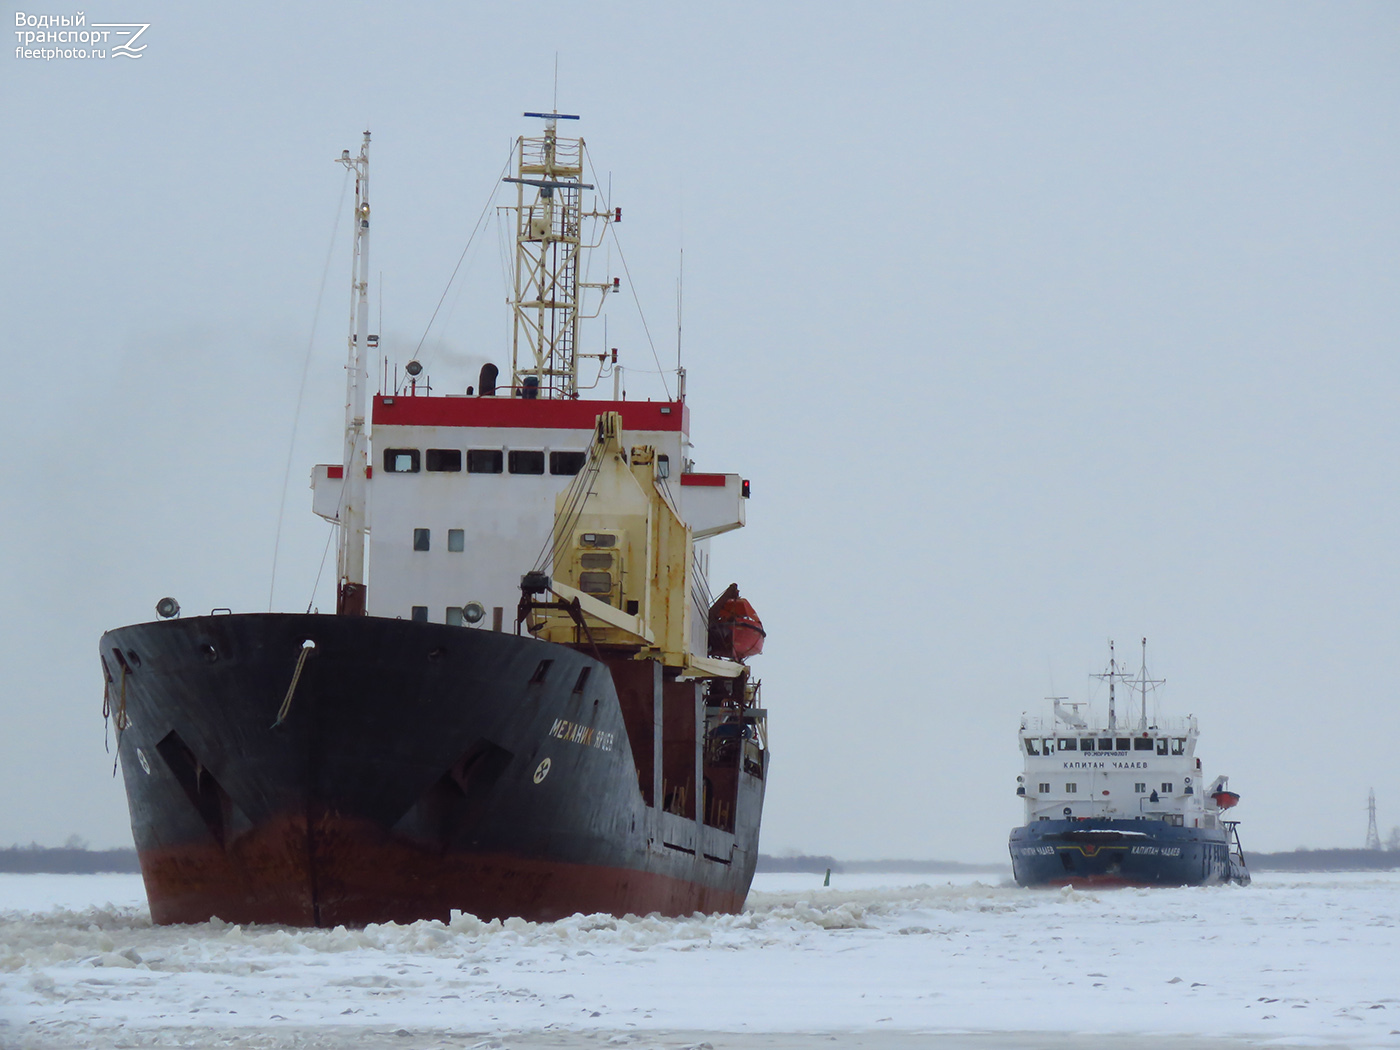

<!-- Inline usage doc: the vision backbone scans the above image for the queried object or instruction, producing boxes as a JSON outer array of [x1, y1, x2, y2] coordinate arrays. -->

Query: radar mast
[[504, 111, 614, 399]]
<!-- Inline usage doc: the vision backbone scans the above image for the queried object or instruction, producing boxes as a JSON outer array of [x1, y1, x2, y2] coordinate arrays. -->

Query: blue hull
[[1009, 820, 1249, 887]]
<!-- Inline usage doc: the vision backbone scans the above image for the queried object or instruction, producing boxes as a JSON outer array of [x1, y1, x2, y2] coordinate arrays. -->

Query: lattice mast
[[505, 112, 614, 399], [1366, 788, 1382, 850], [336, 132, 372, 615]]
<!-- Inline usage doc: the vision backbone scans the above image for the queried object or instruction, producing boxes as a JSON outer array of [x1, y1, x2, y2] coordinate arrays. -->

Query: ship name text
[[1061, 760, 1150, 770], [1130, 846, 1182, 856], [548, 718, 615, 752]]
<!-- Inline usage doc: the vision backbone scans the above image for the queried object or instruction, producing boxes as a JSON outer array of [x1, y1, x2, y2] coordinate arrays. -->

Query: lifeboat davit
[[1211, 790, 1241, 810], [708, 584, 766, 661]]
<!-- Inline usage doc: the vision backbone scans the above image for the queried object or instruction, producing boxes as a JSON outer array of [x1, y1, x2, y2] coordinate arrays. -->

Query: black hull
[[100, 614, 766, 926], [1009, 820, 1250, 888]]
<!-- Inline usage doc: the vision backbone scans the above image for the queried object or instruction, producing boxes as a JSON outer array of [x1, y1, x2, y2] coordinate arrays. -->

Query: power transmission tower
[[1366, 788, 1381, 850]]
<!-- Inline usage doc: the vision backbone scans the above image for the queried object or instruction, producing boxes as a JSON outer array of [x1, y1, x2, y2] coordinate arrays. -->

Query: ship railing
[[1020, 715, 1197, 735], [1223, 820, 1247, 864]]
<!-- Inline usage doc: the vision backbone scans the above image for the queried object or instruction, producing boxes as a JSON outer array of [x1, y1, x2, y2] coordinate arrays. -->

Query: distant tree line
[[757, 849, 1400, 875], [756, 854, 1006, 874], [0, 840, 139, 874], [6, 843, 1396, 876], [1243, 848, 1400, 872]]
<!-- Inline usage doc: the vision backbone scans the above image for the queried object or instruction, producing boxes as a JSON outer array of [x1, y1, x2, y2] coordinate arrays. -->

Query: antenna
[[1132, 637, 1166, 731], [1366, 788, 1382, 850], [1091, 640, 1133, 732], [334, 130, 372, 616], [505, 112, 612, 399]]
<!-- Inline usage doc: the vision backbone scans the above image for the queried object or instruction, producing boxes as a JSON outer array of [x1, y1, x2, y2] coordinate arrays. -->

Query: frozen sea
[[1, 870, 1397, 1049]]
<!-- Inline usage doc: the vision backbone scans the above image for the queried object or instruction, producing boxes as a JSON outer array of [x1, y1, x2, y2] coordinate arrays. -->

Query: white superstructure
[[1017, 641, 1237, 830], [312, 397, 743, 650], [308, 113, 750, 657]]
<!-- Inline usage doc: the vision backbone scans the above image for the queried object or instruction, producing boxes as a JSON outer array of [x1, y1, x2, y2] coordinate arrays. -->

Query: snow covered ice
[[1, 871, 1398, 1048]]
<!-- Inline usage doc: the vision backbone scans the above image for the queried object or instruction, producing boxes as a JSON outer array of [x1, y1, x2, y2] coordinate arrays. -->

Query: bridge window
[[1117, 737, 1131, 750], [1080, 738, 1095, 752], [1025, 739, 1041, 756], [1156, 738, 1169, 756], [1099, 738, 1113, 751], [426, 448, 461, 472], [1171, 738, 1186, 755], [508, 450, 545, 475], [384, 448, 420, 473], [550, 451, 587, 476], [467, 449, 503, 474], [448, 529, 464, 552], [579, 571, 612, 595], [1133, 737, 1154, 751], [413, 528, 430, 551], [1057, 738, 1077, 751]]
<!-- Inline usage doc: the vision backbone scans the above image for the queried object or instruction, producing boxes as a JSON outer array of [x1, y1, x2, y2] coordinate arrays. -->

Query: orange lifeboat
[[1211, 790, 1241, 810], [707, 584, 766, 661]]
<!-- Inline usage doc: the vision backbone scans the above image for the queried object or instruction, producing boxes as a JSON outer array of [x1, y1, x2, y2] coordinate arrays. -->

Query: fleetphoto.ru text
[[14, 11, 149, 61]]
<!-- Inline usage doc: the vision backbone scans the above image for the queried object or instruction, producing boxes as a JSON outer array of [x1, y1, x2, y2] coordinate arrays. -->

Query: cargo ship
[[1009, 641, 1248, 887], [99, 113, 769, 927]]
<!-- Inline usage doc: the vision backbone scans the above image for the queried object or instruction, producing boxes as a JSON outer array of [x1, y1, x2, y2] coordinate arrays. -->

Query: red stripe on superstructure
[[372, 395, 688, 433], [680, 473, 727, 487], [327, 466, 343, 479]]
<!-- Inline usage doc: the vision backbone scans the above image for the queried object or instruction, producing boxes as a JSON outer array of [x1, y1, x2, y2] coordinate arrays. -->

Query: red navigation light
[[611, 347, 618, 363], [615, 207, 622, 222], [741, 479, 751, 499], [613, 277, 621, 290]]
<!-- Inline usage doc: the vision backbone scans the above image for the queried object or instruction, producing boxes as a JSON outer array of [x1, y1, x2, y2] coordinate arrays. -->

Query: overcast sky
[[3, 2, 1397, 862]]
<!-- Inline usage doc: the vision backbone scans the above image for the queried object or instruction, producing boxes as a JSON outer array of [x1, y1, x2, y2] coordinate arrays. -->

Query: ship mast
[[505, 111, 613, 399], [1132, 637, 1165, 731], [336, 132, 372, 615], [1091, 640, 1126, 731]]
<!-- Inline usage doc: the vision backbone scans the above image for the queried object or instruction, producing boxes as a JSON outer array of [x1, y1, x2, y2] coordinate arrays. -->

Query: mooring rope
[[272, 642, 315, 729], [107, 667, 129, 777]]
